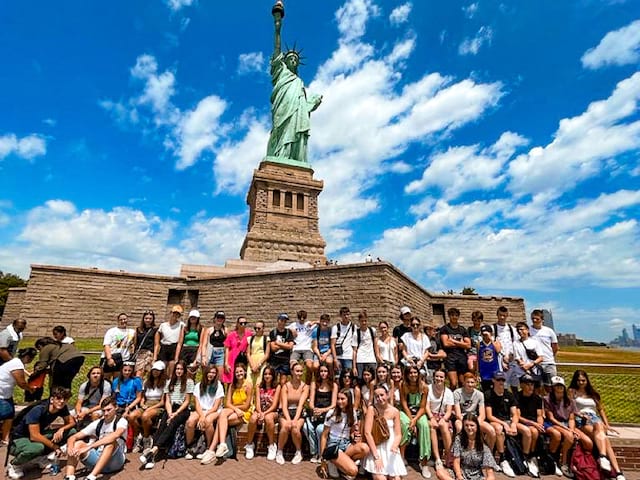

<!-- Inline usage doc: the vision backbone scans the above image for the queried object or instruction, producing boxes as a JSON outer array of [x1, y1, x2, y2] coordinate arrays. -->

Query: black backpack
[[504, 436, 528, 475]]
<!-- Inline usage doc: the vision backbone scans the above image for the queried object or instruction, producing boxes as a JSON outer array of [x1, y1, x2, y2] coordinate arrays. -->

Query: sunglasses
[[239, 321, 247, 326], [255, 326, 263, 330], [495, 378, 506, 382], [411, 323, 420, 327]]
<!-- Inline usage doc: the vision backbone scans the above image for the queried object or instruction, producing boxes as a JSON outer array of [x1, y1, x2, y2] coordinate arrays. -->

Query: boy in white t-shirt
[[64, 396, 128, 480], [288, 310, 318, 375]]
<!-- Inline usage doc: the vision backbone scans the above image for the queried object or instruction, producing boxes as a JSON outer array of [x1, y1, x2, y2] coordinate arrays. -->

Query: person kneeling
[[64, 396, 127, 480]]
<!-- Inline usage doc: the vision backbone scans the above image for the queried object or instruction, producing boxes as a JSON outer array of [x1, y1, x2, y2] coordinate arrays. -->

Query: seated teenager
[[484, 372, 517, 478], [515, 374, 546, 477], [73, 366, 112, 427], [569, 370, 625, 480], [127, 360, 166, 453], [319, 388, 369, 480], [7, 387, 75, 480], [338, 369, 361, 415], [544, 376, 594, 478], [435, 413, 498, 480], [360, 366, 375, 410], [303, 363, 337, 462], [245, 366, 281, 460], [426, 369, 453, 471], [453, 373, 495, 450], [200, 362, 253, 464], [63, 396, 128, 480], [112, 361, 143, 417], [276, 361, 310, 465], [185, 365, 225, 459], [139, 360, 194, 469]]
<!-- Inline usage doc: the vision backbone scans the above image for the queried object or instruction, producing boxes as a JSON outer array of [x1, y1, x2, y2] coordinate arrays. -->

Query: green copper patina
[[266, 1, 322, 166]]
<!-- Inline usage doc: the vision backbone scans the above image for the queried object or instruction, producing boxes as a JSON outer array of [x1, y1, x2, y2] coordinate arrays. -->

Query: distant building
[[557, 333, 577, 346], [633, 324, 640, 343], [542, 309, 554, 330]]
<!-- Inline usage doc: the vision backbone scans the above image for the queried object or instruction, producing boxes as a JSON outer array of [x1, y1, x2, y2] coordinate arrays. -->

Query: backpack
[[356, 327, 375, 346], [167, 423, 187, 458], [96, 415, 124, 439], [249, 334, 267, 352], [570, 441, 605, 480], [504, 436, 528, 475]]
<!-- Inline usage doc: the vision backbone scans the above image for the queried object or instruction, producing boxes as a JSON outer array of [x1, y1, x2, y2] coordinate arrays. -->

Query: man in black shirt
[[440, 307, 471, 389], [484, 371, 518, 477], [392, 306, 413, 341], [268, 313, 295, 383], [516, 374, 545, 477], [8, 387, 75, 479]]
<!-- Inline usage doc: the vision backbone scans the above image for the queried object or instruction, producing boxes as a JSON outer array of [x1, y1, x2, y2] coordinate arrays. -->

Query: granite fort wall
[[2, 263, 525, 337], [2, 287, 26, 323]]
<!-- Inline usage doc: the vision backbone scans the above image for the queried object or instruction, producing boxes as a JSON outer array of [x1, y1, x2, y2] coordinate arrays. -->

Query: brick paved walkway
[[10, 451, 640, 480]]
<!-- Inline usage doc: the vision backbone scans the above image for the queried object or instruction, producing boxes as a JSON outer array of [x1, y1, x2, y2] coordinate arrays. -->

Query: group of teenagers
[[0, 304, 628, 480]]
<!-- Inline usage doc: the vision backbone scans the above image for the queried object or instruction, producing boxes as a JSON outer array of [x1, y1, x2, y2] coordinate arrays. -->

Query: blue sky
[[1, 1, 639, 342]]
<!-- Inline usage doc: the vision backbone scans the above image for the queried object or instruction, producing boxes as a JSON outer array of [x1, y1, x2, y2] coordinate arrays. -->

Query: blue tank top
[[478, 341, 500, 381]]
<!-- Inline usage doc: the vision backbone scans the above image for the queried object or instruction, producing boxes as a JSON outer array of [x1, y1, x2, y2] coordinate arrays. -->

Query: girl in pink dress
[[222, 317, 253, 384]]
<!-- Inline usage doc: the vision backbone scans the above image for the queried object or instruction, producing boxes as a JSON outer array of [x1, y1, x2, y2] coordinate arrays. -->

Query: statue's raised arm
[[266, 1, 322, 165], [272, 1, 284, 58]]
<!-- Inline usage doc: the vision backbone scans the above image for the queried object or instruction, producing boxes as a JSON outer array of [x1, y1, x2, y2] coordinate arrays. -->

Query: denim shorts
[[209, 347, 225, 367], [83, 443, 125, 473], [0, 398, 15, 421]]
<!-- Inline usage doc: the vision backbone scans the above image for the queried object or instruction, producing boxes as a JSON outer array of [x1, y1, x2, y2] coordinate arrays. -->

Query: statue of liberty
[[267, 1, 322, 164]]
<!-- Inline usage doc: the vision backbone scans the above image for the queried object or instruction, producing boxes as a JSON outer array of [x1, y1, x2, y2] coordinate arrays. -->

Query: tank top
[[406, 389, 422, 408], [209, 327, 226, 348], [260, 387, 276, 411], [574, 395, 598, 413], [478, 340, 500, 381], [315, 388, 333, 409], [231, 382, 249, 407], [184, 329, 200, 347]]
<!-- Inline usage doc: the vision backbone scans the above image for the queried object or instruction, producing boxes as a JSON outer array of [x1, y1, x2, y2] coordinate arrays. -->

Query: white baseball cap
[[400, 306, 411, 315]]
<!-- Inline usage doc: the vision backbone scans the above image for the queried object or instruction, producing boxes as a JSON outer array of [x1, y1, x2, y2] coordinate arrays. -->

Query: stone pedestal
[[240, 160, 326, 264]]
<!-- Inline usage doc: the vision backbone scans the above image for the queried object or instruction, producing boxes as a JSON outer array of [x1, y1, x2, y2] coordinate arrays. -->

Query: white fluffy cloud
[[2, 200, 245, 278], [164, 0, 195, 12], [462, 3, 479, 19], [582, 19, 640, 69], [405, 132, 528, 198], [335, 0, 380, 43], [369, 189, 640, 291], [458, 26, 493, 56], [101, 53, 228, 169], [508, 72, 640, 196], [389, 3, 412, 26], [0, 133, 47, 160], [237, 52, 266, 75]]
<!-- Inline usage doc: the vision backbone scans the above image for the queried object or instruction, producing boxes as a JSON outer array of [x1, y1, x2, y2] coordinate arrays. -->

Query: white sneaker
[[310, 455, 320, 463], [555, 462, 563, 476], [561, 464, 573, 478], [200, 449, 217, 465], [599, 457, 612, 472], [132, 434, 144, 453], [434, 459, 444, 470], [501, 460, 516, 478], [267, 443, 277, 461], [7, 463, 24, 480], [421, 465, 432, 478], [276, 450, 285, 465], [291, 450, 303, 465], [244, 443, 255, 460], [184, 449, 194, 460], [143, 451, 156, 469], [327, 462, 339, 478], [528, 457, 540, 477], [616, 473, 626, 480], [215, 442, 229, 458], [139, 446, 154, 464], [142, 436, 153, 451]]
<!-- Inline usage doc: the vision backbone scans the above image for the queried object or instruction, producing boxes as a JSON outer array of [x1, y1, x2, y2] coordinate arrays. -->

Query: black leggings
[[154, 403, 190, 449]]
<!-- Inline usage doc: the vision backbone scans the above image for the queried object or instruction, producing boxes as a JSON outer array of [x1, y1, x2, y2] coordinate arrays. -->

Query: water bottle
[[49, 458, 60, 476]]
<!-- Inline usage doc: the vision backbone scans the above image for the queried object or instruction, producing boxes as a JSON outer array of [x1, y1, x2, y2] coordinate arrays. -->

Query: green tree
[[461, 286, 477, 295], [0, 271, 27, 317]]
